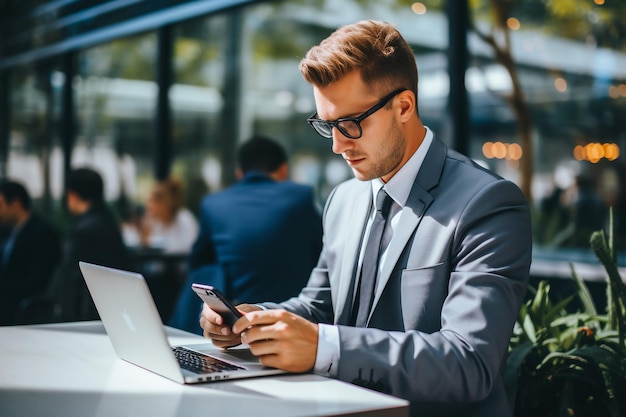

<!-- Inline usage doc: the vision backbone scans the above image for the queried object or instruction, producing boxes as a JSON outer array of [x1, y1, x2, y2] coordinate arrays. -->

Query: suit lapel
[[368, 137, 447, 323], [334, 181, 372, 325]]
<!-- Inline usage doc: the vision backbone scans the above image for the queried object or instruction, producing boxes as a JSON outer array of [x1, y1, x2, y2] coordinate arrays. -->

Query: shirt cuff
[[313, 324, 339, 377]]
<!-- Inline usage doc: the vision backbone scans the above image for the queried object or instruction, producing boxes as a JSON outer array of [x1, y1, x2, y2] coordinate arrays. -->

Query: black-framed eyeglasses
[[306, 88, 406, 139]]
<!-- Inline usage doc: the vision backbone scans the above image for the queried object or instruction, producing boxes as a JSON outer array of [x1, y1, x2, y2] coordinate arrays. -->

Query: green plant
[[506, 209, 626, 417]]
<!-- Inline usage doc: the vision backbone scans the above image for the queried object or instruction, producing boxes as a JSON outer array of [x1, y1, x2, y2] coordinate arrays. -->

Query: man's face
[[312, 71, 409, 183], [66, 191, 81, 216], [0, 194, 17, 226]]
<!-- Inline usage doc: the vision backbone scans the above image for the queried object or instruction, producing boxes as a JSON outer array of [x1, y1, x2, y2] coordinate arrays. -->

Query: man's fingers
[[212, 337, 243, 349], [201, 303, 224, 325], [200, 303, 244, 347], [199, 315, 229, 336], [239, 322, 282, 344], [232, 309, 287, 333]]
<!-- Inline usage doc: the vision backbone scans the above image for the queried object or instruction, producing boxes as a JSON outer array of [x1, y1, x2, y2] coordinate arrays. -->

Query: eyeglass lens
[[310, 119, 361, 139], [307, 88, 405, 139]]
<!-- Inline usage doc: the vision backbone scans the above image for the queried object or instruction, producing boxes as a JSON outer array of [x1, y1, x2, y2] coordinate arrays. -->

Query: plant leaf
[[570, 262, 598, 316]]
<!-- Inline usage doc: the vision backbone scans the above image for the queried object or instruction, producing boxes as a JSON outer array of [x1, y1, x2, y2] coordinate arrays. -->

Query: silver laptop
[[79, 261, 287, 384]]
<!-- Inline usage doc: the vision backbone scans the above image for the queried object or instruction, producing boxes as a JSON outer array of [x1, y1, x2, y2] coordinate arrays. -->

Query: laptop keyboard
[[172, 346, 245, 374]]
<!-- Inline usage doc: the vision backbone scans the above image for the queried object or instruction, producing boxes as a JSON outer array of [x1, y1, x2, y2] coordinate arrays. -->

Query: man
[[52, 167, 130, 321], [0, 181, 61, 324], [200, 21, 531, 417], [171, 136, 322, 333]]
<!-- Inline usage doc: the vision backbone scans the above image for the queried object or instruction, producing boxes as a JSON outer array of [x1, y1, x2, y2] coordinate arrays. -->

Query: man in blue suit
[[200, 21, 531, 417], [170, 136, 323, 333]]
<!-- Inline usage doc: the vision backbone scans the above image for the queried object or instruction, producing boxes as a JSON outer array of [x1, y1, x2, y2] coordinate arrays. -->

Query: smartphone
[[191, 283, 243, 327]]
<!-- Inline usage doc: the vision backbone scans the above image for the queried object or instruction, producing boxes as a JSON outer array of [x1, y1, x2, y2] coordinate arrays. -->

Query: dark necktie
[[352, 188, 393, 327]]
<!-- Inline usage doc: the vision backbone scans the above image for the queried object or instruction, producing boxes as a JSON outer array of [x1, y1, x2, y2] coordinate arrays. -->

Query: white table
[[0, 321, 408, 417]]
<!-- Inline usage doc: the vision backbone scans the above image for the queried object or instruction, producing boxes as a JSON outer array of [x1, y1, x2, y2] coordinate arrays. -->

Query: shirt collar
[[370, 126, 434, 208], [242, 171, 273, 182]]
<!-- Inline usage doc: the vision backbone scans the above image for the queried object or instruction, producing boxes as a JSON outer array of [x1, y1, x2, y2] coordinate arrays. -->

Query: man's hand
[[235, 309, 318, 373], [199, 303, 260, 348], [200, 304, 319, 373]]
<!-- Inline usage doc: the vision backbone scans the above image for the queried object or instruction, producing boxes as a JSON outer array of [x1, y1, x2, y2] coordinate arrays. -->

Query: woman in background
[[140, 177, 199, 254]]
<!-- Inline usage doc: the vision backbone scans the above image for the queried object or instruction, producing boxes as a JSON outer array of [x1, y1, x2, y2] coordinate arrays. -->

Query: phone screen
[[191, 284, 242, 327]]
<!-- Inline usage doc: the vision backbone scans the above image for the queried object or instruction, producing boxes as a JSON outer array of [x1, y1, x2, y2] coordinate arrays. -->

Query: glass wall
[[3, 0, 451, 226], [171, 14, 230, 213], [4, 0, 624, 268], [6, 61, 64, 223], [74, 32, 157, 221], [468, 1, 626, 260]]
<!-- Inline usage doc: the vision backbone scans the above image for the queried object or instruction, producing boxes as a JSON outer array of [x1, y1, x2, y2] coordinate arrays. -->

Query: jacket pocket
[[400, 263, 449, 332]]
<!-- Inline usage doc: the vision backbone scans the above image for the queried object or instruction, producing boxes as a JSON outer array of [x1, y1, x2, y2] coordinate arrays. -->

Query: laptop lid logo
[[123, 310, 137, 333]]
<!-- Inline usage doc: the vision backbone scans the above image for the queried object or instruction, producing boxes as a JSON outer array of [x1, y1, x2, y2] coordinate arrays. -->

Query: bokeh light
[[507, 17, 521, 31], [411, 3, 427, 15], [573, 143, 620, 163], [482, 141, 523, 161], [554, 77, 567, 93]]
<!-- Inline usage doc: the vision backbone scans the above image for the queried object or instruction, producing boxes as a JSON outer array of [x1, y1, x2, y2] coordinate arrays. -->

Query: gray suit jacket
[[264, 137, 531, 417]]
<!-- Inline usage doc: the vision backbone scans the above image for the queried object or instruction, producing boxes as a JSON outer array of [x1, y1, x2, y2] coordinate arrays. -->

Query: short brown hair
[[299, 20, 418, 107]]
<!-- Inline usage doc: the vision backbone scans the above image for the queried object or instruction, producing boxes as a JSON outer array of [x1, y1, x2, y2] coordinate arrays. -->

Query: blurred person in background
[[0, 181, 61, 324], [548, 172, 607, 248], [51, 167, 131, 321], [568, 173, 607, 246], [169, 135, 323, 333], [127, 177, 199, 254]]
